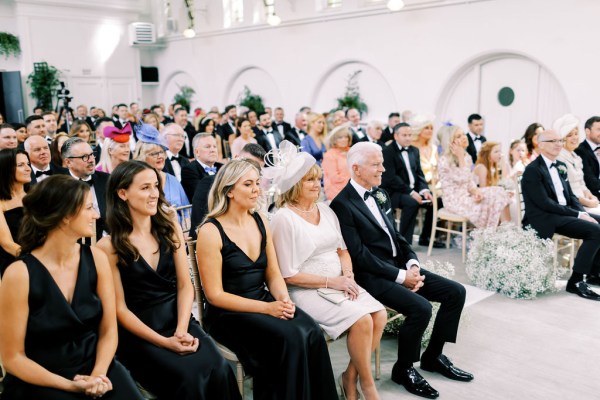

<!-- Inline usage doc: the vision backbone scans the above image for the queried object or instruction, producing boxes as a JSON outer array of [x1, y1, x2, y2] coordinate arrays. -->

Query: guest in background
[[301, 112, 327, 166], [143, 112, 161, 131], [42, 111, 58, 143], [555, 114, 600, 215], [25, 115, 46, 138], [25, 135, 59, 185], [13, 123, 27, 149], [161, 123, 191, 182], [365, 120, 385, 146], [93, 117, 115, 163], [196, 159, 338, 399], [575, 116, 600, 201], [96, 125, 131, 174], [97, 161, 240, 399], [0, 149, 30, 276], [347, 108, 366, 144], [473, 142, 512, 222], [50, 132, 69, 168], [231, 117, 257, 159], [0, 176, 145, 399], [322, 126, 352, 201], [438, 125, 511, 228], [114, 104, 130, 129], [522, 122, 544, 161], [506, 139, 528, 178], [0, 112, 4, 124], [286, 112, 308, 146], [382, 112, 401, 144], [199, 116, 226, 163], [465, 114, 486, 164], [181, 133, 222, 201], [273, 107, 291, 138], [255, 112, 283, 153], [68, 120, 93, 144], [0, 124, 18, 150], [269, 147, 386, 400], [411, 116, 438, 185]]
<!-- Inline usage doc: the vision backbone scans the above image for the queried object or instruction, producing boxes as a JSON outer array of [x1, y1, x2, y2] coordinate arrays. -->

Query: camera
[[57, 81, 73, 102]]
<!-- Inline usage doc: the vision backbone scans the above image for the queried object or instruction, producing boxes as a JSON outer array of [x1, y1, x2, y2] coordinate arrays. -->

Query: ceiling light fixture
[[264, 0, 281, 26], [183, 0, 196, 38], [387, 0, 405, 11]]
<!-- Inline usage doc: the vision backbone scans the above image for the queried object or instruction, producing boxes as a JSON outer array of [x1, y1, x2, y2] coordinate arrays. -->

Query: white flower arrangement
[[557, 164, 568, 179], [374, 190, 387, 207], [466, 223, 557, 299]]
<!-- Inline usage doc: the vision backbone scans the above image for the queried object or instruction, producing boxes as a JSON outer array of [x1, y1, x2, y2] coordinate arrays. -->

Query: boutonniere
[[557, 164, 568, 179], [373, 190, 387, 207]]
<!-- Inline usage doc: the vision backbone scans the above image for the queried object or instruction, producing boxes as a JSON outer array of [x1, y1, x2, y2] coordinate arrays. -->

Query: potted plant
[[27, 62, 60, 111], [238, 86, 265, 115], [0, 32, 21, 58], [333, 70, 368, 116], [173, 84, 195, 112]]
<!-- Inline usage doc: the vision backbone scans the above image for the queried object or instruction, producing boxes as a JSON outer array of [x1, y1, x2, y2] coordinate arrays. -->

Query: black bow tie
[[265, 129, 273, 134], [80, 178, 93, 186], [35, 169, 52, 178], [399, 147, 409, 153], [363, 190, 376, 201], [170, 156, 181, 163], [594, 146, 600, 152], [473, 136, 482, 141], [550, 162, 557, 169]]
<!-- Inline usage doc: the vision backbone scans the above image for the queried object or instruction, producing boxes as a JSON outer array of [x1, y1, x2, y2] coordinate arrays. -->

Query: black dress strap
[[204, 218, 230, 245], [251, 212, 267, 250]]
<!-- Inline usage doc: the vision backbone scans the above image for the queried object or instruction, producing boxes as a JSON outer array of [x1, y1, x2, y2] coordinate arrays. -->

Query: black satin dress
[[116, 239, 241, 400], [0, 207, 23, 276], [204, 213, 338, 400], [2, 245, 144, 400]]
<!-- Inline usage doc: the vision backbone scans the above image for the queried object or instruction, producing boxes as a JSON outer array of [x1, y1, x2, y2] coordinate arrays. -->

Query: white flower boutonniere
[[557, 164, 568, 177], [374, 190, 387, 207]]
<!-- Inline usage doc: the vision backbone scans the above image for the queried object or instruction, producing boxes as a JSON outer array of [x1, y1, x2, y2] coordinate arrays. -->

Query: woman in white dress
[[268, 141, 386, 400]]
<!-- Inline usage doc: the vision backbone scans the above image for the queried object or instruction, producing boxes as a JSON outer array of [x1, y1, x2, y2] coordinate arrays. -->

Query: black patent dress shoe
[[418, 238, 445, 248], [420, 354, 474, 382], [586, 275, 600, 286], [566, 281, 600, 301], [391, 366, 439, 399]]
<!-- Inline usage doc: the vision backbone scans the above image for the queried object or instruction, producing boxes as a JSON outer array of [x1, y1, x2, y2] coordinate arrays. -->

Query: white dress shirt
[[541, 155, 567, 205], [166, 150, 182, 182], [468, 132, 483, 154], [352, 125, 365, 140], [264, 129, 277, 150], [396, 143, 416, 189], [31, 165, 52, 182]]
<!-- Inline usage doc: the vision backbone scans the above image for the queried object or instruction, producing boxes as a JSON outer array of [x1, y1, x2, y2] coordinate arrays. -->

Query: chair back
[[186, 239, 205, 327], [515, 175, 525, 227], [176, 204, 193, 234]]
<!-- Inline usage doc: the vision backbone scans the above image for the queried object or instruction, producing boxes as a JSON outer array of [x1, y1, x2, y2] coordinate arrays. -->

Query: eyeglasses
[[146, 150, 166, 158], [539, 139, 565, 144], [166, 134, 186, 139], [67, 153, 95, 162]]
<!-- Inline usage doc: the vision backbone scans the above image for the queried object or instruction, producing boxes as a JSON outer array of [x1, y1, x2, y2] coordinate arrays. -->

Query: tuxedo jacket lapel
[[538, 159, 558, 201], [347, 187, 393, 238]]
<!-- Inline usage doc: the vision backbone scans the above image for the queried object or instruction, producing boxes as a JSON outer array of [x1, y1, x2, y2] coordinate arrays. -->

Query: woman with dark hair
[[0, 175, 144, 399], [12, 123, 27, 148], [522, 122, 544, 161], [230, 117, 257, 158], [0, 149, 31, 276], [196, 159, 338, 400], [50, 132, 70, 168], [69, 120, 93, 144], [97, 161, 240, 400]]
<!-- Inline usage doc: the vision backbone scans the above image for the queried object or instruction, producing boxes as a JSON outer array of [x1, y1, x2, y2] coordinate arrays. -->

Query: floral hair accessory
[[103, 124, 132, 143], [262, 140, 317, 194], [133, 122, 167, 149]]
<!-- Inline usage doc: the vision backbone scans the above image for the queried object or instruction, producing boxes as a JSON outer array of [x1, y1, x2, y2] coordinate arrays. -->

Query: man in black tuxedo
[[330, 142, 472, 399], [347, 108, 367, 144], [217, 104, 237, 145], [255, 112, 283, 152], [465, 114, 486, 164], [181, 133, 223, 201], [25, 135, 65, 184], [381, 112, 401, 144], [113, 104, 130, 129], [42, 111, 58, 143], [272, 107, 291, 138], [285, 112, 307, 146], [161, 123, 191, 182], [381, 123, 435, 246], [174, 108, 196, 159], [247, 110, 262, 137], [61, 137, 109, 240], [574, 116, 600, 201], [522, 129, 600, 300], [75, 104, 94, 128], [365, 120, 385, 146], [25, 115, 46, 139]]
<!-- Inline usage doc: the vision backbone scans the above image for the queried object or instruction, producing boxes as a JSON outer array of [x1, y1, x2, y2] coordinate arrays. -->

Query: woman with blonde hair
[[411, 115, 438, 184], [301, 112, 327, 166], [96, 125, 131, 173], [196, 158, 338, 400], [68, 120, 93, 144], [322, 125, 352, 200], [142, 113, 161, 131]]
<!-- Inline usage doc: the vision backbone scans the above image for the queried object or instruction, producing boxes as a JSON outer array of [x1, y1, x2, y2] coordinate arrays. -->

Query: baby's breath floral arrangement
[[384, 260, 458, 346], [466, 223, 556, 299]]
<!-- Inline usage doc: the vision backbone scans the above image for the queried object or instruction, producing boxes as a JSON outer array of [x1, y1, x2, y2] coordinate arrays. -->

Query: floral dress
[[438, 155, 511, 228]]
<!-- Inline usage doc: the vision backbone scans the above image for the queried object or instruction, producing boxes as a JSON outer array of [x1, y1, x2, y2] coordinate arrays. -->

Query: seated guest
[[173, 108, 196, 159], [230, 117, 257, 158], [521, 129, 600, 300], [97, 161, 241, 399], [25, 135, 62, 184], [0, 149, 30, 276], [25, 115, 46, 138], [364, 120, 385, 146], [0, 123, 18, 150], [272, 107, 291, 138], [93, 117, 115, 163], [322, 125, 352, 201], [50, 132, 69, 168], [161, 123, 191, 181], [13, 123, 27, 149], [505, 139, 528, 178], [381, 112, 401, 144], [255, 112, 283, 153], [62, 137, 110, 240], [199, 116, 226, 163], [285, 112, 307, 146], [96, 125, 131, 173], [473, 142, 512, 222], [189, 143, 265, 240], [0, 176, 144, 399], [181, 133, 222, 201], [42, 111, 58, 143], [196, 159, 338, 400], [381, 123, 435, 246], [330, 142, 472, 399], [270, 146, 386, 399], [347, 108, 366, 144], [522, 122, 544, 161], [301, 112, 327, 166], [555, 114, 600, 215], [132, 123, 189, 212], [575, 116, 600, 201], [142, 112, 161, 131], [437, 125, 511, 228], [465, 114, 486, 163], [68, 120, 93, 144]]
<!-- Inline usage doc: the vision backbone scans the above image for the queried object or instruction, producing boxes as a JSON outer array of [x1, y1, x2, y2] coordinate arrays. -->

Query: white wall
[[147, 0, 600, 148]]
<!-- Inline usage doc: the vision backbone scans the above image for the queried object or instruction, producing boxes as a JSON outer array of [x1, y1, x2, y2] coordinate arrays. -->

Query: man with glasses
[[161, 123, 190, 182], [61, 137, 109, 240], [522, 129, 600, 301]]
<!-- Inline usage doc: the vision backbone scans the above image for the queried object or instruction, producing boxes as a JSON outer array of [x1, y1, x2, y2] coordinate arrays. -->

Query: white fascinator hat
[[552, 114, 579, 138], [262, 140, 317, 194]]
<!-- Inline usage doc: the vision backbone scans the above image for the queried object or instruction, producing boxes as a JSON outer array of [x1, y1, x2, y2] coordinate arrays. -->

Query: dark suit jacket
[[350, 127, 367, 146], [255, 129, 283, 152], [521, 156, 583, 239], [91, 171, 110, 239], [75, 116, 94, 128], [189, 175, 216, 240], [381, 127, 394, 144], [381, 144, 429, 196], [163, 155, 191, 179], [217, 122, 235, 141], [273, 121, 291, 137], [179, 122, 197, 159], [181, 160, 223, 201], [30, 164, 68, 185], [466, 133, 486, 164], [574, 140, 600, 200], [285, 127, 306, 147], [330, 183, 418, 296], [113, 119, 129, 129]]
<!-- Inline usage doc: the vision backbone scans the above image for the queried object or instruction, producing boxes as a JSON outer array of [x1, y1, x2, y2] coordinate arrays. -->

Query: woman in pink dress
[[437, 125, 511, 228], [322, 126, 352, 201], [230, 118, 257, 159]]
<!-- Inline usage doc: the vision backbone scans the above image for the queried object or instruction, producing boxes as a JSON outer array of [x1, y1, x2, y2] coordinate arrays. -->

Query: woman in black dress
[[0, 175, 144, 399], [196, 159, 338, 400], [97, 160, 240, 400], [0, 149, 30, 276]]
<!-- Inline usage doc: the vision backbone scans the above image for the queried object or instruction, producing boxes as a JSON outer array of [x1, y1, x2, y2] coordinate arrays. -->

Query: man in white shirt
[[24, 135, 56, 184], [181, 133, 222, 201], [161, 123, 190, 182], [346, 108, 366, 144], [42, 111, 58, 143], [0, 124, 18, 150]]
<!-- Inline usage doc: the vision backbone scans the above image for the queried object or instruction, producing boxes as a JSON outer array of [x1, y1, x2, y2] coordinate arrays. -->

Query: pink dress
[[322, 147, 350, 201], [230, 136, 257, 158], [438, 155, 510, 228]]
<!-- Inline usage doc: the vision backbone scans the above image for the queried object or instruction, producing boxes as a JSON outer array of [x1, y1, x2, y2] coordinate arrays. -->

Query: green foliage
[[333, 70, 368, 116], [239, 86, 265, 115], [173, 84, 196, 112], [26, 62, 60, 111], [0, 32, 21, 58]]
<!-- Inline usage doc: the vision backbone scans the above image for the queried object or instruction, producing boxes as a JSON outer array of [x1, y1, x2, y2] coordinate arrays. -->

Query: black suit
[[285, 127, 306, 147], [113, 119, 129, 129], [574, 140, 600, 200], [180, 122, 197, 159], [255, 129, 283, 153], [381, 144, 430, 244], [273, 121, 291, 138], [522, 156, 600, 275], [30, 164, 67, 185], [466, 133, 486, 164], [181, 160, 223, 201], [381, 127, 394, 144], [189, 175, 216, 240], [330, 182, 466, 369], [75, 116, 94, 128], [163, 154, 191, 180], [350, 126, 367, 145]]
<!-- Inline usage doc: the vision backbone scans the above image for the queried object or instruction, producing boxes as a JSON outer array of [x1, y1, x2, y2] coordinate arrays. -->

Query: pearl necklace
[[288, 203, 317, 214]]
